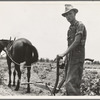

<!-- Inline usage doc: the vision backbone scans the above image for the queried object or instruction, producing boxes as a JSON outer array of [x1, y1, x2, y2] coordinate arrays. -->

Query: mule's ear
[[14, 37, 16, 41], [10, 37, 11, 40]]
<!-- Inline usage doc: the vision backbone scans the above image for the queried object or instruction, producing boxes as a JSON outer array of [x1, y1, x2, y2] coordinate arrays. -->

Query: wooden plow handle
[[52, 55, 62, 96], [85, 58, 94, 62]]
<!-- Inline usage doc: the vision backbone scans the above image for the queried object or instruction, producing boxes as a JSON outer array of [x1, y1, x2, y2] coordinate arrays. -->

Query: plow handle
[[52, 55, 62, 95]]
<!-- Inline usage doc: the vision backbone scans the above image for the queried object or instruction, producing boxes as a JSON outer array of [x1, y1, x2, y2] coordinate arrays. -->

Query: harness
[[4, 41, 20, 66]]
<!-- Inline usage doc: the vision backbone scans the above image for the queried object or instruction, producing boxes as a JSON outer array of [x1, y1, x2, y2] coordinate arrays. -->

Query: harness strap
[[5, 41, 20, 66], [4, 47, 20, 66]]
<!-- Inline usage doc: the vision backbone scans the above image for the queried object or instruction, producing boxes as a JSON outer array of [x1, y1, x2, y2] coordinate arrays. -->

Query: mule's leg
[[13, 68, 16, 86], [25, 45, 32, 93], [27, 67, 31, 93], [15, 65, 21, 91], [7, 56, 12, 87], [8, 64, 11, 87]]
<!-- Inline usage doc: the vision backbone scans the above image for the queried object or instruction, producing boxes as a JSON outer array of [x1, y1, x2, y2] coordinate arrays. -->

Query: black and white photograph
[[0, 1, 100, 99]]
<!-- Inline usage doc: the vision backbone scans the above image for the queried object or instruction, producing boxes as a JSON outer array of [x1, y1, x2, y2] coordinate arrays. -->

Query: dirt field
[[0, 59, 65, 96], [0, 58, 100, 96]]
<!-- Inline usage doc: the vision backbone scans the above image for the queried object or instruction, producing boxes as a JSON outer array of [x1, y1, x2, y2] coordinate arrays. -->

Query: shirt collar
[[71, 20, 78, 26]]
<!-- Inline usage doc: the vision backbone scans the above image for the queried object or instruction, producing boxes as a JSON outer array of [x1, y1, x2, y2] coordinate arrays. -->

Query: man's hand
[[54, 55, 63, 62], [63, 55, 69, 64], [4, 47, 6, 50], [58, 54, 65, 58]]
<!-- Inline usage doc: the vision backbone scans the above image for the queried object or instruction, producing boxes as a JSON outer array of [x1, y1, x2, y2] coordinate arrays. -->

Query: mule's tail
[[30, 45, 39, 63]]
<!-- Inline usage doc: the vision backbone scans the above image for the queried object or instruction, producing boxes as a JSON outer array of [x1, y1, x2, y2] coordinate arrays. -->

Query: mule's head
[[0, 39, 13, 53]]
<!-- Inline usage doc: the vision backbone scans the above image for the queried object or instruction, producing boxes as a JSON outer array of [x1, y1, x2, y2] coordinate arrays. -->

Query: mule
[[0, 38, 39, 93]]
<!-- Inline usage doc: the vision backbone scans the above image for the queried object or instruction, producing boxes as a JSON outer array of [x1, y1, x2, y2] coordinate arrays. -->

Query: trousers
[[64, 61, 84, 95]]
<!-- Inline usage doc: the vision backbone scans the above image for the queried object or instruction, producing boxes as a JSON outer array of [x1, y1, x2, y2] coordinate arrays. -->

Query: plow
[[24, 56, 94, 96], [21, 81, 53, 95], [14, 56, 95, 95], [20, 55, 64, 96], [20, 55, 66, 96]]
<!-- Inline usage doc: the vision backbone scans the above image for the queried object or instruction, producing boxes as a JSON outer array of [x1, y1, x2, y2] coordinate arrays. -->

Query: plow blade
[[21, 82, 55, 95]]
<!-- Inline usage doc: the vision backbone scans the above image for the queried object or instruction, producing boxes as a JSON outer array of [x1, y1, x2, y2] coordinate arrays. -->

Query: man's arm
[[60, 34, 82, 57]]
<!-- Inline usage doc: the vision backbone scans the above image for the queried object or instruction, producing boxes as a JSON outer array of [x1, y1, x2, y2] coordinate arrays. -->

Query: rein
[[4, 42, 20, 66]]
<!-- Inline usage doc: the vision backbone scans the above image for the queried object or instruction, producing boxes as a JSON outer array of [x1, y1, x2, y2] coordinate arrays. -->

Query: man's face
[[64, 10, 76, 22]]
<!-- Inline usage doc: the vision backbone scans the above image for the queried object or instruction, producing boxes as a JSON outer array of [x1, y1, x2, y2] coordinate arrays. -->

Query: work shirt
[[67, 20, 87, 64]]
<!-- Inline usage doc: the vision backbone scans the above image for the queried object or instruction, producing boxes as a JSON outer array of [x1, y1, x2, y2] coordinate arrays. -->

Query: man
[[57, 4, 87, 95]]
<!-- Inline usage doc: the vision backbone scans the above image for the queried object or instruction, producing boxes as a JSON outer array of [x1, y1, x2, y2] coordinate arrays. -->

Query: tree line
[[85, 61, 100, 65]]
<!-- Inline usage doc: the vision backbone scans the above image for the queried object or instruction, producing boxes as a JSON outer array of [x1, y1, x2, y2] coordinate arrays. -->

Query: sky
[[0, 1, 100, 61]]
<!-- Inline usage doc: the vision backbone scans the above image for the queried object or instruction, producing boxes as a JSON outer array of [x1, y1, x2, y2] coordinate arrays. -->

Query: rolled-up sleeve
[[75, 23, 85, 36]]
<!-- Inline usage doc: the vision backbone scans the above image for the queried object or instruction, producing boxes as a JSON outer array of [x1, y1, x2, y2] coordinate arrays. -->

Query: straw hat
[[62, 4, 78, 17]]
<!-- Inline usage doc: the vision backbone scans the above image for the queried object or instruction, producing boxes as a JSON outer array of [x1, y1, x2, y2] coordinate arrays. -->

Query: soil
[[0, 58, 100, 97], [0, 59, 65, 96]]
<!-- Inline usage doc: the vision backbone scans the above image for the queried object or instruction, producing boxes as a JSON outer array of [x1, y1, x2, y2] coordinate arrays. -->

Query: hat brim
[[62, 8, 78, 17]]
